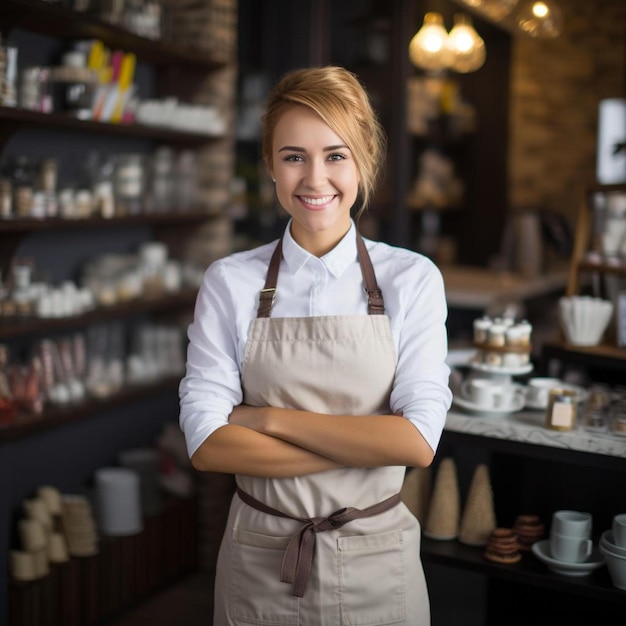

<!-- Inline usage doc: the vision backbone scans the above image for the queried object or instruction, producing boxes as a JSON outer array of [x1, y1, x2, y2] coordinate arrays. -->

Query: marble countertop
[[445, 408, 626, 458]]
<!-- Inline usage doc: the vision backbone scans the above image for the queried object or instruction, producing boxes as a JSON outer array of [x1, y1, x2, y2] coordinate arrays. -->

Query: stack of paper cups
[[95, 467, 143, 536], [597, 98, 626, 184]]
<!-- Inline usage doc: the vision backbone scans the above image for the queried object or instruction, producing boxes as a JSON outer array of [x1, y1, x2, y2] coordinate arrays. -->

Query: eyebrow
[[278, 144, 349, 153]]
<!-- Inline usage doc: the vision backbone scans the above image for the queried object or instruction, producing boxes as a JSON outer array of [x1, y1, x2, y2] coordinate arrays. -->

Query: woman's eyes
[[283, 153, 347, 162]]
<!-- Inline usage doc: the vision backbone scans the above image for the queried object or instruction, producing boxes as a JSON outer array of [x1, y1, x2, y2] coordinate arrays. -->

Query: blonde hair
[[261, 66, 386, 219]]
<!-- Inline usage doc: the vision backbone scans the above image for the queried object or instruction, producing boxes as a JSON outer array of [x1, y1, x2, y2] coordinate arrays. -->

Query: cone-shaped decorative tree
[[424, 457, 460, 540], [459, 463, 497, 546]]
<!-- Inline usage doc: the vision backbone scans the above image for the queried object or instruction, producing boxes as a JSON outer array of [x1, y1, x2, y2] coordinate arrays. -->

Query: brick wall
[[508, 0, 625, 219]]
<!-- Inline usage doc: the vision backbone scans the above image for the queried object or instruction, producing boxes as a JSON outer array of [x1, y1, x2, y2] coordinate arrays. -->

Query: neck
[[289, 223, 352, 257]]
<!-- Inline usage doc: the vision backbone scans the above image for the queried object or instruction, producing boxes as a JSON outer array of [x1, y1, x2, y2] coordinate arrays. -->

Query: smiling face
[[270, 105, 359, 256]]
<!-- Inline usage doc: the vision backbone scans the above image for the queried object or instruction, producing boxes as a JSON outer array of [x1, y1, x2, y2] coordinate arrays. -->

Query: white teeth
[[300, 195, 333, 206]]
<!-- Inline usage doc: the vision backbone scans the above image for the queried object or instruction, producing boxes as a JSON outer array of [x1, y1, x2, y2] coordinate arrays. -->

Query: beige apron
[[213, 233, 430, 625]]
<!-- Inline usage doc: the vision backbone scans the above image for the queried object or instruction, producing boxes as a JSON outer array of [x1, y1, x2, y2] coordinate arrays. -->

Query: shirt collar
[[282, 219, 358, 278]]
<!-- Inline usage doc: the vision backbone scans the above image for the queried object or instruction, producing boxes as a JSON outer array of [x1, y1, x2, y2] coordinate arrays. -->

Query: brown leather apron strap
[[256, 237, 283, 318], [256, 230, 385, 318], [236, 487, 401, 598], [355, 230, 385, 315]]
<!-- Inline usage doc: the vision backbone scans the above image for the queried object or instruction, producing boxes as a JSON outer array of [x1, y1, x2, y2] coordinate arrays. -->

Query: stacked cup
[[549, 510, 593, 563], [599, 513, 626, 589]]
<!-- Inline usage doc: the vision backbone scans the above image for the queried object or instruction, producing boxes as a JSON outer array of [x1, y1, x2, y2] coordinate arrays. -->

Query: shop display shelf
[[1, 0, 226, 68], [0, 288, 198, 340], [542, 340, 626, 372], [0, 373, 182, 442], [421, 537, 626, 605], [0, 211, 219, 234], [0, 106, 224, 145]]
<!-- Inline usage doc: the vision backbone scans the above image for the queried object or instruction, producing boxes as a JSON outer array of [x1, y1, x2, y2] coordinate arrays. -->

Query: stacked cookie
[[484, 528, 522, 564], [513, 514, 545, 551]]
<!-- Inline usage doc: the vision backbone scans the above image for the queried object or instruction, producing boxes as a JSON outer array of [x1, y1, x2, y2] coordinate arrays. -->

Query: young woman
[[179, 66, 452, 625]]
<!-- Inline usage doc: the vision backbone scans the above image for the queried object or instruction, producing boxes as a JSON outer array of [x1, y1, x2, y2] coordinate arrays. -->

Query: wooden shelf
[[0, 106, 224, 145], [542, 339, 626, 370], [567, 183, 626, 296], [421, 538, 626, 604], [0, 288, 197, 340], [0, 210, 219, 234], [1, 0, 227, 68], [0, 374, 182, 442], [576, 261, 626, 278]]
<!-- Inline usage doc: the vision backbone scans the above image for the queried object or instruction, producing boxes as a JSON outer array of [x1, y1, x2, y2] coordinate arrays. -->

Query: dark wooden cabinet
[[0, 2, 237, 623], [426, 345, 626, 624]]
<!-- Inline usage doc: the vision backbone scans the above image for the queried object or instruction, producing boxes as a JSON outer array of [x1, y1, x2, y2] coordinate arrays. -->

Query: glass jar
[[114, 154, 144, 216], [11, 156, 35, 219], [0, 45, 18, 107], [580, 383, 612, 433], [545, 388, 577, 431], [149, 147, 175, 213], [176, 150, 198, 212]]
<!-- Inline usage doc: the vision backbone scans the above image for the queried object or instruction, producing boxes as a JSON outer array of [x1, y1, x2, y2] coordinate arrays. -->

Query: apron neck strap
[[355, 230, 385, 315], [256, 230, 385, 318], [256, 236, 282, 318]]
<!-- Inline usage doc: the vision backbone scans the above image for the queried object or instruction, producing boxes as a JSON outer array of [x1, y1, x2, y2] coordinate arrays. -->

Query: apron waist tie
[[236, 487, 402, 598]]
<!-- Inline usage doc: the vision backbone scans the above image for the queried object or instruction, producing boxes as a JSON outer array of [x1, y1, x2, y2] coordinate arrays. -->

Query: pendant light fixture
[[409, 12, 486, 74], [408, 12, 453, 73], [448, 14, 486, 73], [515, 0, 563, 38]]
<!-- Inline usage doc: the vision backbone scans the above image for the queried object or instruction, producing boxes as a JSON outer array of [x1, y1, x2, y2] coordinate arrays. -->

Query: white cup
[[613, 513, 626, 548], [464, 378, 512, 409], [95, 467, 143, 536], [551, 510, 592, 538], [526, 377, 562, 407], [550, 531, 593, 563]]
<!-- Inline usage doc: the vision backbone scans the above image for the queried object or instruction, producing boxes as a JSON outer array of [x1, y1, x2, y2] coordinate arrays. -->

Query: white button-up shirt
[[179, 220, 452, 458]]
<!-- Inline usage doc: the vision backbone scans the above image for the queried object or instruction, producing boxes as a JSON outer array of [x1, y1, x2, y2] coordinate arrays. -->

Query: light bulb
[[448, 14, 486, 73], [515, 0, 563, 38], [408, 12, 452, 72]]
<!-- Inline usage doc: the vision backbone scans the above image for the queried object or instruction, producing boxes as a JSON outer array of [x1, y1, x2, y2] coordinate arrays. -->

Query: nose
[[303, 158, 327, 189]]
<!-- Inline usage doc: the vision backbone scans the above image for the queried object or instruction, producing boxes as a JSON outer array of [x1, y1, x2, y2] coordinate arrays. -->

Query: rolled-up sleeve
[[389, 261, 452, 454], [179, 261, 243, 458]]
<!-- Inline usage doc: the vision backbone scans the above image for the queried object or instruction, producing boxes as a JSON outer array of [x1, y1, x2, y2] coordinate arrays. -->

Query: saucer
[[531, 540, 605, 576], [469, 361, 534, 376], [453, 384, 526, 417], [524, 383, 590, 411]]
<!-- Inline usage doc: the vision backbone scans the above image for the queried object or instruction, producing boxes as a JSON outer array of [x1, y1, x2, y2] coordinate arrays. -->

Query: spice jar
[[0, 45, 18, 107], [11, 156, 34, 219], [545, 388, 577, 431], [114, 154, 144, 216]]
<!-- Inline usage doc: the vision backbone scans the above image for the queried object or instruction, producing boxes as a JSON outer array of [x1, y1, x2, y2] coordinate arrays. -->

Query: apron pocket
[[231, 528, 299, 625], [337, 530, 406, 625]]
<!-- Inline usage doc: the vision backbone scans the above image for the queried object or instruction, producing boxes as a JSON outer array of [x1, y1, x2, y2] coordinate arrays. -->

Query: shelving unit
[[0, 288, 197, 340], [0, 2, 237, 624], [0, 0, 226, 69], [566, 182, 626, 298], [428, 406, 626, 623], [0, 105, 224, 144]]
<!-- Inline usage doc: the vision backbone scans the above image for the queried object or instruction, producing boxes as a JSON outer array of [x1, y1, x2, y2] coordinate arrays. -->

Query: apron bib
[[213, 233, 430, 626]]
